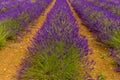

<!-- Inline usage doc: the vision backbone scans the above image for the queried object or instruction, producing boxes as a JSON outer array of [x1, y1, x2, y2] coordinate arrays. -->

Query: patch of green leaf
[[103, 18, 111, 27], [31, 0, 38, 3], [0, 7, 8, 13], [0, 35, 7, 48], [97, 12, 103, 17], [107, 31, 120, 47], [0, 22, 9, 47], [117, 10, 120, 16], [98, 72, 107, 80], [100, 54, 107, 59], [1, 18, 21, 40], [111, 60, 118, 67]]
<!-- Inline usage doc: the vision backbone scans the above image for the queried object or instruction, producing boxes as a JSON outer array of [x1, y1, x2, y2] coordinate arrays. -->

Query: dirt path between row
[[0, 0, 56, 80], [67, 0, 120, 80]]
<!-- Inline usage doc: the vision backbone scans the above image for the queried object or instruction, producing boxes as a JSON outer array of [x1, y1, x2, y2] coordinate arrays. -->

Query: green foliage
[[31, 0, 38, 3], [0, 7, 8, 13], [21, 41, 85, 80], [17, 12, 29, 23], [111, 60, 118, 67], [100, 54, 107, 59], [103, 18, 111, 27], [89, 12, 95, 18], [0, 18, 21, 47], [0, 38, 6, 48], [117, 10, 120, 16], [97, 12, 103, 17], [0, 22, 9, 47], [0, 11, 32, 48], [107, 31, 120, 47], [1, 18, 20, 39], [98, 73, 107, 80]]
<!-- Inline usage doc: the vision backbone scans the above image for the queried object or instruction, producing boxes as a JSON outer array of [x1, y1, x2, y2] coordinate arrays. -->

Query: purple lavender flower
[[17, 0, 95, 80], [70, 0, 120, 71]]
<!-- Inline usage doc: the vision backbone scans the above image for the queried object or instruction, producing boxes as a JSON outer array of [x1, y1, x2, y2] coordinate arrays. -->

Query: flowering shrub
[[69, 0, 120, 72], [17, 0, 95, 80], [0, 0, 52, 47]]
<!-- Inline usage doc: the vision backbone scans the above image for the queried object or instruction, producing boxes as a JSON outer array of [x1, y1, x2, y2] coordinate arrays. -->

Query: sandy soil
[[0, 0, 56, 80], [67, 0, 120, 80]]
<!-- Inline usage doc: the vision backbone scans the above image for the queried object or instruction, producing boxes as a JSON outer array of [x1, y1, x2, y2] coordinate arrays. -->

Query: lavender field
[[0, 0, 120, 80]]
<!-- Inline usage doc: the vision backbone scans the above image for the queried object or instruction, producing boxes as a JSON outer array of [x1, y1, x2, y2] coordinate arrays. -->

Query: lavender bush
[[80, 0, 120, 17], [0, 0, 52, 47], [69, 0, 120, 72], [17, 0, 95, 80]]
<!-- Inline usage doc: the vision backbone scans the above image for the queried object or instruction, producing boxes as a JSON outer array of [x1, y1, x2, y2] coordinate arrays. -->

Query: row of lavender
[[16, 0, 95, 80], [69, 0, 120, 71], [83, 0, 120, 16], [0, 0, 52, 47]]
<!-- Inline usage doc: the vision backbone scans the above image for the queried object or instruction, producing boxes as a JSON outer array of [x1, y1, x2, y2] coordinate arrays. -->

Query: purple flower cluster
[[80, 0, 120, 16], [32, 1, 89, 57], [17, 0, 95, 79], [0, 0, 52, 47], [70, 0, 120, 71], [0, 0, 52, 27]]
